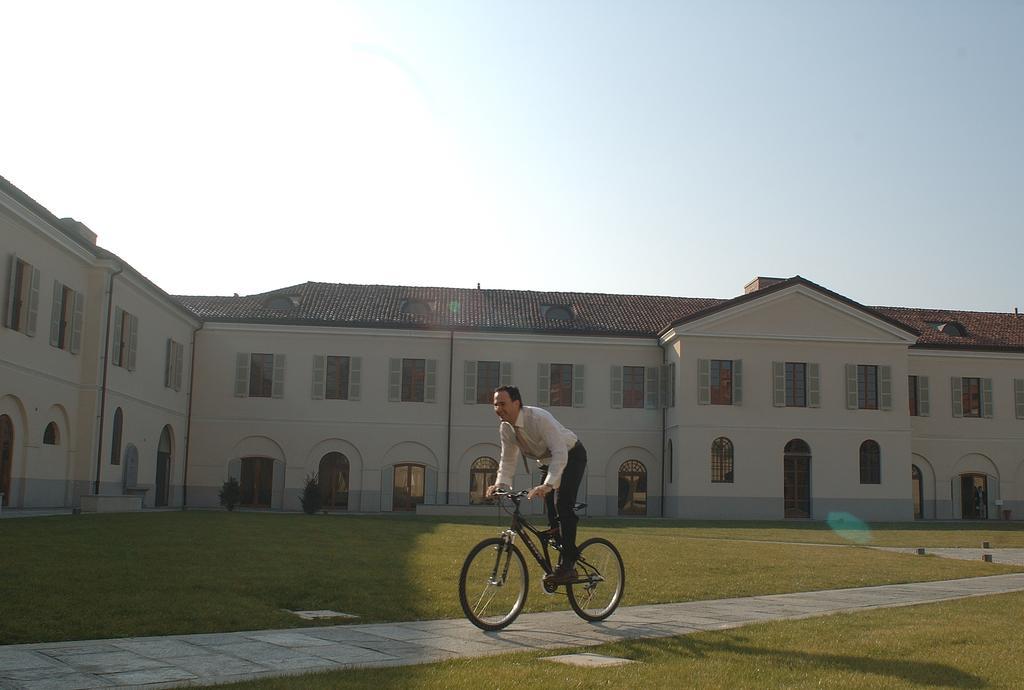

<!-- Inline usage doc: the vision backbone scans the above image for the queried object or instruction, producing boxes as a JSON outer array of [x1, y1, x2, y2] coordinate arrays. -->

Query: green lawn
[[1, 511, 1021, 645], [214, 591, 1024, 689]]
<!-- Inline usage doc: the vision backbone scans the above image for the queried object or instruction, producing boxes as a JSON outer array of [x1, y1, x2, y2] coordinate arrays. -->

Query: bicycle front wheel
[[458, 537, 529, 631], [567, 537, 624, 622]]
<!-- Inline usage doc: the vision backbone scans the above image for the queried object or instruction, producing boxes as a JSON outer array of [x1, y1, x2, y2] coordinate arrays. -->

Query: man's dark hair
[[494, 385, 522, 406]]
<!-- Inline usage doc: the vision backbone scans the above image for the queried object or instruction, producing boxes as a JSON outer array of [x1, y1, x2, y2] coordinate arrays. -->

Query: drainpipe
[[660, 340, 667, 518], [445, 330, 454, 504], [180, 322, 203, 508], [93, 264, 123, 495]]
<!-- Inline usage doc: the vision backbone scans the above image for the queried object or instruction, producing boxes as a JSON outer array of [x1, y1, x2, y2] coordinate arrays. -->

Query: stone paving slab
[[2, 573, 1024, 689]]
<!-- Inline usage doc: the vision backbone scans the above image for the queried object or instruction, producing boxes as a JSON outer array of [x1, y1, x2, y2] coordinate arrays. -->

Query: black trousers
[[539, 441, 587, 566]]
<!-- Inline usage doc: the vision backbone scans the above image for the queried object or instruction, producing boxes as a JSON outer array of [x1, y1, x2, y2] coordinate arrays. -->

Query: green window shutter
[[49, 280, 62, 346], [500, 361, 512, 387], [112, 308, 123, 367], [25, 266, 40, 337], [880, 365, 892, 411], [537, 363, 550, 406], [573, 363, 585, 407], [732, 359, 743, 406], [165, 338, 174, 388], [127, 314, 138, 371], [610, 365, 623, 409], [645, 366, 660, 409], [464, 360, 477, 404], [424, 467, 437, 505], [982, 378, 994, 419], [918, 375, 930, 417], [846, 364, 858, 410], [807, 363, 821, 408], [349, 357, 362, 400], [425, 359, 437, 403], [5, 255, 17, 329], [234, 353, 249, 397], [772, 361, 785, 407], [272, 354, 286, 398], [1013, 379, 1024, 420], [70, 290, 84, 355], [388, 358, 401, 402], [697, 359, 710, 405], [659, 364, 669, 408], [951, 377, 963, 417], [174, 341, 184, 391], [312, 355, 326, 399]]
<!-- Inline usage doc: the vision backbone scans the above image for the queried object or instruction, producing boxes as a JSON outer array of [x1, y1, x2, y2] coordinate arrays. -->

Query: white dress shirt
[[496, 406, 578, 489]]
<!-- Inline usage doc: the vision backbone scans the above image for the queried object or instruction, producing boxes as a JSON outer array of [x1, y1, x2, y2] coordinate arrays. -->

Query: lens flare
[[826, 511, 872, 544]]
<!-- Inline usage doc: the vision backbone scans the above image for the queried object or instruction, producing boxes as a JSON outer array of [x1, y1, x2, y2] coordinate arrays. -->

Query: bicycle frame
[[497, 492, 560, 577]]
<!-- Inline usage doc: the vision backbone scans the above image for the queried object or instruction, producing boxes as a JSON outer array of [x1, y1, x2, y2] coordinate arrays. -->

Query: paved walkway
[[873, 547, 1024, 565], [3, 573, 1024, 690]]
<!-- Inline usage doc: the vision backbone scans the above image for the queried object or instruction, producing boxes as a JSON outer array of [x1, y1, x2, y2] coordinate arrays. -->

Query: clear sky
[[2, 1, 1022, 312]]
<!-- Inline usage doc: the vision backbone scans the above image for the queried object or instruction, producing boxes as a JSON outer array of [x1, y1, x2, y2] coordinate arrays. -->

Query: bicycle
[[458, 489, 625, 631]]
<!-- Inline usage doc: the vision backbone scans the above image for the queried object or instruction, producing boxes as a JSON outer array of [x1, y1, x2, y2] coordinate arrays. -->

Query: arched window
[[393, 463, 425, 511], [43, 422, 59, 445], [469, 457, 498, 505], [784, 439, 811, 518], [912, 465, 923, 519], [155, 425, 173, 507], [859, 440, 881, 484], [319, 452, 350, 509], [1, 415, 13, 508], [110, 408, 124, 466], [711, 437, 734, 483], [617, 460, 647, 516]]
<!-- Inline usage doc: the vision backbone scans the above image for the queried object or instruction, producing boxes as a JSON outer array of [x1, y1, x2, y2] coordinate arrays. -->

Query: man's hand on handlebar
[[527, 484, 553, 500]]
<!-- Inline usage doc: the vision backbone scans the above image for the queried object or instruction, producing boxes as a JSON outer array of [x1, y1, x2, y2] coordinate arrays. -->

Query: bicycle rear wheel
[[458, 537, 529, 631], [567, 537, 624, 622]]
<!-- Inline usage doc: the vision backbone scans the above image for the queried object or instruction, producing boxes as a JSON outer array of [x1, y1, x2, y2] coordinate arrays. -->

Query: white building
[[3, 174, 1023, 520]]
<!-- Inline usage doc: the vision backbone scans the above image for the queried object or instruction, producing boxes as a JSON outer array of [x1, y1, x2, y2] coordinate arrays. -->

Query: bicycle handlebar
[[492, 489, 530, 499]]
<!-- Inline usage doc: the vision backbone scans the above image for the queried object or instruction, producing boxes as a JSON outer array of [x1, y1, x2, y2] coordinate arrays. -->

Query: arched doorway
[[469, 457, 497, 505], [784, 439, 811, 518], [912, 465, 923, 519], [393, 463, 425, 511], [1, 415, 13, 507], [319, 452, 350, 509], [617, 460, 647, 515], [155, 426, 173, 507], [240, 457, 275, 507], [961, 473, 988, 519]]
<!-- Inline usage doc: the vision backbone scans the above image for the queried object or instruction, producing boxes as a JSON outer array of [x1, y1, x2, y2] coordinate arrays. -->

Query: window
[[857, 365, 878, 409], [6, 256, 40, 335], [165, 339, 185, 391], [859, 440, 881, 484], [400, 299, 432, 316], [326, 356, 350, 400], [710, 360, 733, 405], [541, 304, 573, 322], [112, 307, 139, 370], [50, 283, 81, 351], [549, 363, 574, 406], [785, 363, 806, 407], [402, 358, 426, 402], [961, 377, 981, 418], [240, 457, 274, 506], [475, 361, 500, 403], [393, 463, 425, 511], [319, 452, 350, 509], [908, 376, 918, 416], [661, 363, 676, 408], [249, 353, 275, 397], [622, 366, 645, 408], [43, 422, 59, 445], [469, 457, 498, 505], [617, 460, 647, 515], [110, 407, 123, 466], [912, 465, 923, 519], [711, 437, 734, 483], [783, 439, 811, 518]]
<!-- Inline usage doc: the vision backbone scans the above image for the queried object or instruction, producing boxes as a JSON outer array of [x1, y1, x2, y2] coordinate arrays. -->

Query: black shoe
[[543, 565, 578, 586], [539, 526, 561, 541]]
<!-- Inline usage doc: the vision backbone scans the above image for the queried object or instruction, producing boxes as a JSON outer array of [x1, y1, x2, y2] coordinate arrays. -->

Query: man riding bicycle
[[486, 385, 588, 585]]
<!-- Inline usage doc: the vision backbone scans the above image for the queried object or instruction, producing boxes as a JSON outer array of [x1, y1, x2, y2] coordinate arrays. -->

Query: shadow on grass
[[610, 633, 985, 687]]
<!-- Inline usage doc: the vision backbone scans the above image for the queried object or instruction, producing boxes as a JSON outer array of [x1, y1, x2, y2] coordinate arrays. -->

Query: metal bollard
[[983, 541, 991, 549], [982, 554, 993, 563], [916, 548, 926, 555]]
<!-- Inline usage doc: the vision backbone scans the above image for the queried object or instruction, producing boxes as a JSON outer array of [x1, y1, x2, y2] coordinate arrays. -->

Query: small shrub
[[300, 473, 322, 515], [219, 477, 240, 511]]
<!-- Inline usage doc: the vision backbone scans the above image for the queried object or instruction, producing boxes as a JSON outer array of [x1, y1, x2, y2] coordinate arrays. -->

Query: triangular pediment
[[664, 283, 919, 344]]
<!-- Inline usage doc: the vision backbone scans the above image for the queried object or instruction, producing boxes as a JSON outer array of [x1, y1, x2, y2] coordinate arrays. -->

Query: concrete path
[[873, 547, 1024, 565], [3, 573, 1024, 690]]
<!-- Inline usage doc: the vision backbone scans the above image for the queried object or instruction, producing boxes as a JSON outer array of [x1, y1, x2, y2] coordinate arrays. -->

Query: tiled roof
[[175, 282, 724, 337], [174, 281, 1024, 352]]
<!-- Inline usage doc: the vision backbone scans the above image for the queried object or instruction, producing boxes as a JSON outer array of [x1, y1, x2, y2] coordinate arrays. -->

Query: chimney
[[744, 276, 785, 294], [59, 217, 97, 245]]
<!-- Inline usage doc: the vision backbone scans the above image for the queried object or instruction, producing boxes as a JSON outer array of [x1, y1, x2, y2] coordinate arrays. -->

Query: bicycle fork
[[489, 531, 517, 585]]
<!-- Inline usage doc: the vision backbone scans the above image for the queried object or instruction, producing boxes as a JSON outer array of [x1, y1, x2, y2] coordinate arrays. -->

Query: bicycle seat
[[574, 502, 586, 511]]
